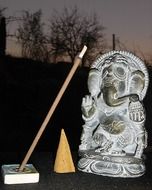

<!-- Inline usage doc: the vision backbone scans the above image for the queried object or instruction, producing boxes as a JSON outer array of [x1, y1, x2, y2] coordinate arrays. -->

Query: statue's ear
[[131, 70, 145, 88], [88, 69, 101, 97], [130, 70, 145, 98], [131, 70, 145, 79]]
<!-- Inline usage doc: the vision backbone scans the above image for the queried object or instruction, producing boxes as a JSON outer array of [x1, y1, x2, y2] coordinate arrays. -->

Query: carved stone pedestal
[[78, 151, 145, 177]]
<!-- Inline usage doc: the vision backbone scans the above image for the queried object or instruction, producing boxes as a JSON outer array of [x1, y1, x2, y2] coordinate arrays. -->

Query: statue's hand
[[129, 95, 145, 122], [129, 94, 139, 102], [93, 133, 104, 145], [81, 95, 95, 118]]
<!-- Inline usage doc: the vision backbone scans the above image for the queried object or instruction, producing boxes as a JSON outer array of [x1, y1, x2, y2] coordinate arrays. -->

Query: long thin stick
[[18, 46, 87, 172]]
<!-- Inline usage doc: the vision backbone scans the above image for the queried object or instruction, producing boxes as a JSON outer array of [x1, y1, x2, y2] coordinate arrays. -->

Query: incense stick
[[18, 45, 87, 172]]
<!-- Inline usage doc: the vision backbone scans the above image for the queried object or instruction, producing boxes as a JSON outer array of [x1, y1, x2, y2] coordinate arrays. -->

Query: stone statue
[[78, 51, 149, 177]]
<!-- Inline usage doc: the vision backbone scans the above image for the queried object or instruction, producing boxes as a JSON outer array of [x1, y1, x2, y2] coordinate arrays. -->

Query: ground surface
[[0, 152, 152, 190]]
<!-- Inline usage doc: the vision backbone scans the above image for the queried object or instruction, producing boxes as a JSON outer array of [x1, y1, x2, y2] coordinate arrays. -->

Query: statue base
[[78, 151, 145, 178]]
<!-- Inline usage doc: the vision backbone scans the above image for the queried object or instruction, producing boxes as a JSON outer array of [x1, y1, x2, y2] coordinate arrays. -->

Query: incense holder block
[[1, 164, 39, 184]]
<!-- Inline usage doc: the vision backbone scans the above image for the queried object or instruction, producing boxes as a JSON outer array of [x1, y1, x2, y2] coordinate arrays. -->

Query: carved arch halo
[[91, 51, 149, 100]]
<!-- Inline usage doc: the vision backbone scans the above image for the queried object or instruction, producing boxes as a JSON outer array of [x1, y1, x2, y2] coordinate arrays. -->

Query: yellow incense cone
[[54, 129, 75, 173]]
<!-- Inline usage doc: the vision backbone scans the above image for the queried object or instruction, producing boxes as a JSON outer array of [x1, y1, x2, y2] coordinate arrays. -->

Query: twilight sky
[[1, 0, 152, 60]]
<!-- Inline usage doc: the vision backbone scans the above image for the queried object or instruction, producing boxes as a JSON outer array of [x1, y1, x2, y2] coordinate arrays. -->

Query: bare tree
[[16, 10, 49, 61], [0, 6, 7, 18], [0, 17, 6, 56], [0, 6, 7, 56], [49, 7, 106, 66]]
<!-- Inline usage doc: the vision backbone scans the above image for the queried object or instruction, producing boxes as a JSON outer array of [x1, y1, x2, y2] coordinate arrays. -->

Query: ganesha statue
[[78, 51, 149, 177]]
